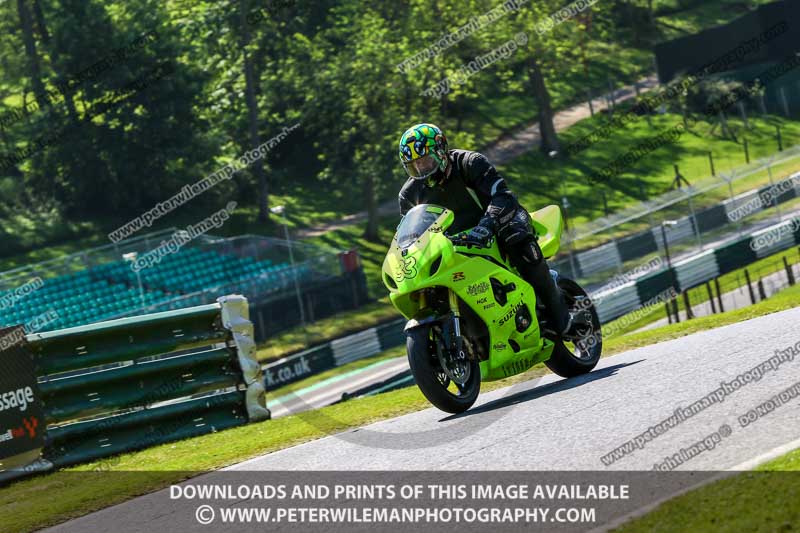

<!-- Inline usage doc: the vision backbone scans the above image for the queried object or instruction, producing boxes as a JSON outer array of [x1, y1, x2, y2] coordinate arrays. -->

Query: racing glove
[[450, 215, 497, 248]]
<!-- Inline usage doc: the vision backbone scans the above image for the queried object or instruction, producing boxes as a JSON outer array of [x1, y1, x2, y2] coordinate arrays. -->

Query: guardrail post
[[784, 256, 796, 286], [743, 269, 756, 304], [218, 295, 270, 422], [706, 282, 716, 314], [714, 278, 725, 312], [665, 303, 672, 324], [671, 298, 680, 323], [708, 151, 715, 176]]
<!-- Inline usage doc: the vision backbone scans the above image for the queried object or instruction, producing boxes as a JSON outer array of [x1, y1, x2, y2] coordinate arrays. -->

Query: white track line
[[728, 435, 800, 471]]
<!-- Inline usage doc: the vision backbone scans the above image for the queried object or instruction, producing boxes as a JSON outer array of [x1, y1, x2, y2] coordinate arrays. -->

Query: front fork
[[411, 289, 465, 359], [447, 289, 465, 358]]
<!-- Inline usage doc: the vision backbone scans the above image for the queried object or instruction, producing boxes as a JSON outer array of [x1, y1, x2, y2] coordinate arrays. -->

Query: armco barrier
[[598, 216, 800, 323], [2, 294, 268, 481]]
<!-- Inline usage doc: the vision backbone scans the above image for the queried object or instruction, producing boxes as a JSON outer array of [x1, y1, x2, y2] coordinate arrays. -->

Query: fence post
[[708, 151, 715, 176], [743, 137, 750, 164], [587, 89, 594, 116], [666, 303, 672, 324], [784, 256, 796, 285], [714, 278, 725, 312], [671, 298, 680, 323], [776, 125, 783, 151], [682, 291, 694, 319], [706, 282, 717, 313], [744, 268, 756, 304], [757, 277, 767, 300], [766, 162, 783, 222]]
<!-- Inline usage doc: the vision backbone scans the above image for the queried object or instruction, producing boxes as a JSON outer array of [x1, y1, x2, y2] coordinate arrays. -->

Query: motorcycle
[[381, 204, 601, 413]]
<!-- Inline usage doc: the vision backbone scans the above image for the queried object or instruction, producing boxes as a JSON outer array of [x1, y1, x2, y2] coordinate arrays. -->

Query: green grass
[[506, 112, 800, 238], [1, 281, 799, 532], [759, 447, 800, 471], [618, 448, 800, 532], [654, 0, 774, 41]]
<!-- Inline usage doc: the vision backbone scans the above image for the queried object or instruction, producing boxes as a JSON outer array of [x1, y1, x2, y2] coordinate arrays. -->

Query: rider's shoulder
[[449, 149, 490, 166]]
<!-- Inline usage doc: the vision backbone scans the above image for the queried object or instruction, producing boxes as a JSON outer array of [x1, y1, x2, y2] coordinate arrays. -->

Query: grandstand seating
[[0, 247, 313, 332]]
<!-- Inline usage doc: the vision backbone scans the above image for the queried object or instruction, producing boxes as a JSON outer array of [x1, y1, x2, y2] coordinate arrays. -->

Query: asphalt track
[[231, 307, 800, 471], [48, 307, 800, 531]]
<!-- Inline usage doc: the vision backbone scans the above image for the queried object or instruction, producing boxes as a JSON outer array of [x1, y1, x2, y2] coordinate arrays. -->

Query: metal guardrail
[[2, 295, 268, 481], [593, 216, 800, 323]]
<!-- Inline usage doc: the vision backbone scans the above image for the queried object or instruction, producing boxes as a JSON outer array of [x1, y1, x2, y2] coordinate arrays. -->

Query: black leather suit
[[398, 149, 570, 334]]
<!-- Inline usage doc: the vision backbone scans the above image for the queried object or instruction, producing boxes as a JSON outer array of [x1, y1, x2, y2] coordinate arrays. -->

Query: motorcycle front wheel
[[406, 326, 481, 414]]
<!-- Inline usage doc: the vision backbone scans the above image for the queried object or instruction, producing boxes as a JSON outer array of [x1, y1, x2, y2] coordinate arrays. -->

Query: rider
[[397, 123, 576, 337]]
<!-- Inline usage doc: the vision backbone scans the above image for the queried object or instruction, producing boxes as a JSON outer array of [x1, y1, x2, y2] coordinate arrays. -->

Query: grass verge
[[618, 448, 800, 532]]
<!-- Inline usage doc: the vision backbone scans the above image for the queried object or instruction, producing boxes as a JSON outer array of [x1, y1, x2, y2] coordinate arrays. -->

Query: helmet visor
[[404, 154, 440, 179]]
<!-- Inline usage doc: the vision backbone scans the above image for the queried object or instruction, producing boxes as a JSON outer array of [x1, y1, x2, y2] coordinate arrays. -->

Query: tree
[[16, 0, 48, 109], [239, 0, 270, 223]]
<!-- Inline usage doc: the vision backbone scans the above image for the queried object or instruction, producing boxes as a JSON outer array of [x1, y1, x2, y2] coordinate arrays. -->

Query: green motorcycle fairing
[[382, 204, 563, 381]]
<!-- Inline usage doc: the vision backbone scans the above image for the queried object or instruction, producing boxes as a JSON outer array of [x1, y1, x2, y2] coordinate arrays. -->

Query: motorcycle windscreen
[[396, 204, 442, 249]]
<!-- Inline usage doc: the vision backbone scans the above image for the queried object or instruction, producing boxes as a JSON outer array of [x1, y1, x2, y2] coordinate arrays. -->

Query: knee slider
[[518, 238, 544, 265]]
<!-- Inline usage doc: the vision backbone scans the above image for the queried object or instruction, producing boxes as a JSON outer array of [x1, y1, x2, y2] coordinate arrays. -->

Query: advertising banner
[[0, 326, 45, 472]]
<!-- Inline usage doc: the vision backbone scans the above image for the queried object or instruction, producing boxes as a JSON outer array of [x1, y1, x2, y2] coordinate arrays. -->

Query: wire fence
[[551, 144, 800, 293]]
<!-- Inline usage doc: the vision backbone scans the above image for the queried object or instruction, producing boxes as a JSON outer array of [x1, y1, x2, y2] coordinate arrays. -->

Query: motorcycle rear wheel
[[406, 326, 480, 414]]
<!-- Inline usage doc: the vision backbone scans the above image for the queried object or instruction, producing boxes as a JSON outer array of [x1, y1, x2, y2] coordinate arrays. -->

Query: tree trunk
[[32, 0, 79, 122], [240, 0, 269, 223], [17, 0, 49, 110], [528, 57, 560, 154]]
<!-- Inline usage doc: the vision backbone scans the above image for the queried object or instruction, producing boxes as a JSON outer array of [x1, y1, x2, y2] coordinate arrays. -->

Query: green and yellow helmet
[[398, 123, 449, 181]]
